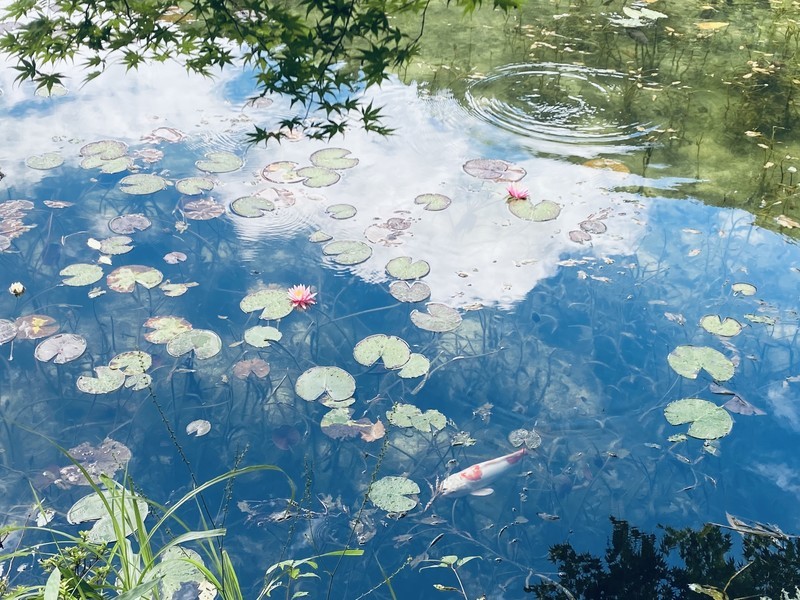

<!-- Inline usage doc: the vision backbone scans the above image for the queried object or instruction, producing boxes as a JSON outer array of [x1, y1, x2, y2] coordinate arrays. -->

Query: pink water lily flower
[[287, 284, 317, 310], [506, 183, 529, 201]]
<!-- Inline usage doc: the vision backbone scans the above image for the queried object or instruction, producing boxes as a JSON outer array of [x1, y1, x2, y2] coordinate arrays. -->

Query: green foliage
[[0, 0, 519, 142]]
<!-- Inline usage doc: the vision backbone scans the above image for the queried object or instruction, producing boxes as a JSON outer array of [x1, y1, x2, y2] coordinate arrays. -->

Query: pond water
[[1, 0, 800, 598]]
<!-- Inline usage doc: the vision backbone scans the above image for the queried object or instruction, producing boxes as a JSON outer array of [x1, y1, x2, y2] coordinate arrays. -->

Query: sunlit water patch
[[464, 63, 655, 157]]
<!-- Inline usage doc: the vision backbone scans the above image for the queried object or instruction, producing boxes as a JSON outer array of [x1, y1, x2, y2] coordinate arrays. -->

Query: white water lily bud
[[8, 281, 25, 297]]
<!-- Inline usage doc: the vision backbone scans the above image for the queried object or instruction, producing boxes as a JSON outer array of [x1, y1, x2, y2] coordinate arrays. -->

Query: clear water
[[2, 2, 800, 598]]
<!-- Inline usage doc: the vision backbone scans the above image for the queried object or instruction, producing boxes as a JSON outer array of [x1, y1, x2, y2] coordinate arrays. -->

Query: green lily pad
[[310, 148, 359, 170], [124, 372, 153, 391], [143, 316, 193, 344], [0, 319, 17, 345], [509, 428, 542, 449], [261, 161, 305, 183], [744, 313, 776, 325], [67, 486, 149, 543], [386, 403, 446, 432], [60, 263, 104, 286], [463, 159, 526, 182], [34, 333, 87, 364], [411, 303, 462, 332], [240, 288, 294, 320], [109, 213, 151, 234], [147, 547, 211, 600], [91, 235, 134, 255], [353, 334, 411, 369], [296, 166, 340, 188], [732, 283, 756, 296], [322, 240, 372, 265], [386, 256, 430, 280], [107, 265, 164, 293], [176, 177, 215, 195], [119, 173, 167, 195], [389, 280, 431, 303], [700, 315, 742, 337], [664, 398, 733, 440], [77, 366, 126, 394], [109, 350, 152, 374], [667, 345, 735, 381], [295, 366, 356, 402], [507, 199, 561, 221], [160, 281, 198, 297], [369, 476, 420, 513], [309, 231, 333, 243], [166, 329, 222, 359], [80, 140, 128, 161], [414, 193, 451, 211], [326, 204, 357, 219], [81, 155, 134, 174], [244, 325, 283, 348], [26, 151, 64, 170], [319, 408, 385, 441], [196, 151, 243, 173], [397, 353, 430, 378], [231, 195, 275, 217]]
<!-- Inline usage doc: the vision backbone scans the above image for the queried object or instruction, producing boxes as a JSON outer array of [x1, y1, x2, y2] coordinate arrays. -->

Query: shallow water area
[[1, 2, 800, 597]]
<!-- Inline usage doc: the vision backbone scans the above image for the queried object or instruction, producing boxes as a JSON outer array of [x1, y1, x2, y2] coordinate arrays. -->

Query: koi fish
[[439, 448, 526, 498]]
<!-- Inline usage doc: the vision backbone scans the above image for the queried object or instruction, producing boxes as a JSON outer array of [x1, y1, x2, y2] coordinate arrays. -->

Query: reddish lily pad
[[463, 159, 526, 182], [183, 199, 225, 220], [34, 333, 87, 364], [320, 408, 385, 442], [107, 265, 163, 293], [15, 315, 59, 340], [233, 358, 271, 379]]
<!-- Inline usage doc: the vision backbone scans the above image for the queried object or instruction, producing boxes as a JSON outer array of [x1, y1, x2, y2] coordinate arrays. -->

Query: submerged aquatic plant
[[287, 284, 317, 310]]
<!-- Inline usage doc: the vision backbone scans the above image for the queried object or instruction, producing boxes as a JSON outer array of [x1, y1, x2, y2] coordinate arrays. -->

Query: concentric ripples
[[464, 63, 655, 150]]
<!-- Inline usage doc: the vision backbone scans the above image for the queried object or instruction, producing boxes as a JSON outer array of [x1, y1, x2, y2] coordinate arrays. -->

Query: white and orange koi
[[439, 448, 526, 498]]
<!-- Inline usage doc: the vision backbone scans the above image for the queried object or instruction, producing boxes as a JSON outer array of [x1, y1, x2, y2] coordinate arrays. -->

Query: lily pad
[[411, 303, 462, 332], [166, 329, 222, 359], [196, 151, 243, 173], [148, 547, 211, 600], [81, 155, 133, 174], [744, 313, 776, 325], [397, 353, 430, 378], [163, 251, 187, 264], [124, 373, 152, 391], [119, 173, 167, 195], [326, 203, 357, 219], [369, 476, 420, 513], [320, 408, 385, 441], [353, 334, 411, 369], [386, 403, 446, 433], [109, 350, 152, 374], [244, 325, 283, 348], [664, 398, 733, 440], [386, 256, 430, 280], [507, 199, 561, 222], [233, 358, 271, 379], [230, 195, 275, 217], [322, 240, 372, 265], [0, 319, 17, 345], [80, 140, 128, 161], [296, 166, 340, 188], [90, 235, 134, 255], [414, 193, 451, 211], [309, 231, 333, 243], [183, 199, 225, 220], [509, 428, 542, 449], [176, 177, 215, 195], [310, 148, 359, 170], [186, 419, 211, 437], [107, 265, 164, 293], [240, 288, 294, 320], [160, 281, 198, 297], [26, 152, 64, 170], [77, 366, 126, 394], [463, 159, 526, 182], [34, 333, 87, 364], [67, 486, 148, 543], [143, 316, 193, 344], [389, 280, 431, 303], [15, 315, 59, 340], [261, 161, 305, 183], [295, 366, 356, 402], [667, 345, 735, 381], [732, 282, 757, 296], [109, 213, 152, 234], [700, 315, 742, 337], [61, 263, 104, 286]]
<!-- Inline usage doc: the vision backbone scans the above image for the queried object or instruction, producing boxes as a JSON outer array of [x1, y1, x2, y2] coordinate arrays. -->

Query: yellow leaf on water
[[696, 22, 729, 30]]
